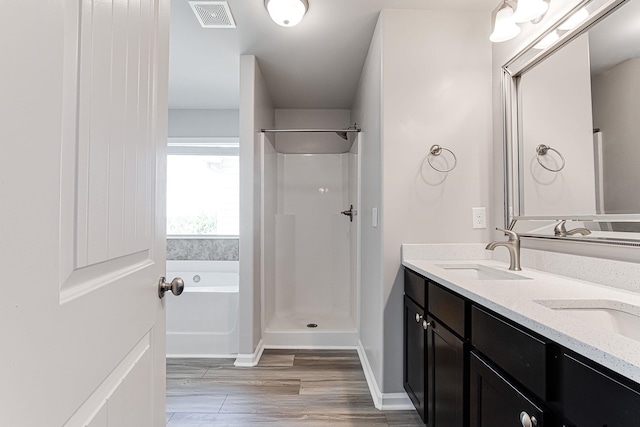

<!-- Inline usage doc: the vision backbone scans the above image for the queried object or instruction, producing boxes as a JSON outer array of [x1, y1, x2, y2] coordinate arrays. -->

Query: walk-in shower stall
[[260, 118, 360, 348]]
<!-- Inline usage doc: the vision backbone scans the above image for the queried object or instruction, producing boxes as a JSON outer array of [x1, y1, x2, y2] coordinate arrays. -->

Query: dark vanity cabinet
[[404, 269, 467, 426], [562, 352, 640, 427], [426, 313, 466, 427], [470, 352, 546, 427], [404, 266, 640, 427], [470, 306, 553, 427], [403, 269, 427, 422], [404, 294, 426, 420]]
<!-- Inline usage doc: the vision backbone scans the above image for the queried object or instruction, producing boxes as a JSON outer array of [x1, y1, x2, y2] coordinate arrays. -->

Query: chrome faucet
[[486, 228, 521, 271], [554, 220, 591, 237]]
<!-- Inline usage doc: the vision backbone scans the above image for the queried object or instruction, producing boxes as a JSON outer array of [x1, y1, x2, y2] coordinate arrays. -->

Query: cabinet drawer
[[428, 282, 466, 338], [405, 268, 426, 308], [471, 306, 549, 400], [562, 353, 640, 427]]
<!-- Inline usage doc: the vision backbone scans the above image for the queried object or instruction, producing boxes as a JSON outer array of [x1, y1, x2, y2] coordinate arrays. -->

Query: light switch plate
[[372, 207, 378, 228]]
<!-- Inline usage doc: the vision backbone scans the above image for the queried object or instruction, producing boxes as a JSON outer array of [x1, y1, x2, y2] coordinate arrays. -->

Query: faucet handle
[[496, 227, 520, 241], [554, 220, 567, 236]]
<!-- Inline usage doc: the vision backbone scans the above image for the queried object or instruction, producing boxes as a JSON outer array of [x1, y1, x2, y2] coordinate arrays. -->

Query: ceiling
[[168, 0, 496, 110]]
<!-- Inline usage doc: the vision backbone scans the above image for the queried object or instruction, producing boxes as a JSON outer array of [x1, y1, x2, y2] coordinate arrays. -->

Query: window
[[166, 139, 239, 236]]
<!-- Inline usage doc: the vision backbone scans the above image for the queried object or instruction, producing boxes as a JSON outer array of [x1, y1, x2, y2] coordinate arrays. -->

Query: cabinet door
[[562, 353, 640, 427], [427, 315, 466, 427], [404, 296, 426, 422], [470, 351, 545, 427]]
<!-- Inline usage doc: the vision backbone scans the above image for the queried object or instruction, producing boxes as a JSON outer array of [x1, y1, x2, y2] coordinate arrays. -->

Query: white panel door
[[0, 0, 170, 426]]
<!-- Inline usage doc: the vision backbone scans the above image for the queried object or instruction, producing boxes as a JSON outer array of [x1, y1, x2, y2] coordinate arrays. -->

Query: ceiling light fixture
[[264, 0, 309, 27], [490, 2, 521, 43], [490, 0, 550, 43]]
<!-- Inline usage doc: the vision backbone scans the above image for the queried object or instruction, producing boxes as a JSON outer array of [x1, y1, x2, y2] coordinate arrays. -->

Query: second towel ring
[[535, 144, 565, 172], [427, 145, 457, 172]]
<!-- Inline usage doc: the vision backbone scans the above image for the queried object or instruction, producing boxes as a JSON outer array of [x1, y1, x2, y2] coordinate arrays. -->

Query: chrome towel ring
[[427, 144, 457, 172], [535, 144, 565, 172]]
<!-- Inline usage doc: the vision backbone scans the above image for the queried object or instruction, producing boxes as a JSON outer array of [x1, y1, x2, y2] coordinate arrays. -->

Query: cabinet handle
[[422, 320, 434, 330], [519, 411, 537, 427], [415, 313, 423, 323]]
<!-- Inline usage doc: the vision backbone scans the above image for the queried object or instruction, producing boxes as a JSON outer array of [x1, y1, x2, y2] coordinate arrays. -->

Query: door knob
[[158, 277, 184, 298], [415, 313, 423, 323]]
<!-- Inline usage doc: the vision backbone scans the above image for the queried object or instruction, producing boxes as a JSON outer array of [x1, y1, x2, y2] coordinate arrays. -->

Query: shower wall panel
[[274, 153, 353, 320]]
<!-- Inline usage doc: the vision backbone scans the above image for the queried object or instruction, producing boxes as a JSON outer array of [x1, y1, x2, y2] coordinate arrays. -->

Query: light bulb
[[265, 0, 308, 27], [513, 0, 549, 23], [490, 4, 521, 43]]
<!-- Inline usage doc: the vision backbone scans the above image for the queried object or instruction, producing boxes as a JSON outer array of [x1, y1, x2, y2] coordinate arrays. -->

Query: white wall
[[351, 16, 384, 394], [591, 57, 640, 214], [352, 9, 493, 394], [239, 55, 274, 355], [519, 33, 596, 216], [168, 109, 239, 137]]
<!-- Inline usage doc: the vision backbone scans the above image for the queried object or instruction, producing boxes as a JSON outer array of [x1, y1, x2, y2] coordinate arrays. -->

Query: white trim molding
[[234, 339, 265, 367], [357, 341, 414, 411]]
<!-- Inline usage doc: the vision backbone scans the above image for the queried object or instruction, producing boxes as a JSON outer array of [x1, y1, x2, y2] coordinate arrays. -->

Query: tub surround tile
[[402, 243, 640, 385], [167, 238, 239, 261]]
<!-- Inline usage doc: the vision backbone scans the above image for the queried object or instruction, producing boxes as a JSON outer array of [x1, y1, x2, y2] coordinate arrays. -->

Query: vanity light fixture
[[264, 0, 309, 27], [533, 30, 560, 49], [513, 0, 549, 23], [489, 0, 550, 43], [490, 1, 522, 43]]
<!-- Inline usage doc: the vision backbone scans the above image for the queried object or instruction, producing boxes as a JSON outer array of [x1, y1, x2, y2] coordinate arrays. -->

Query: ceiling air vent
[[188, 1, 236, 28]]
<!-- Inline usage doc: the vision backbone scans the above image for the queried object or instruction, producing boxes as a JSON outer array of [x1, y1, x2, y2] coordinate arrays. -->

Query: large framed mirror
[[503, 0, 640, 246]]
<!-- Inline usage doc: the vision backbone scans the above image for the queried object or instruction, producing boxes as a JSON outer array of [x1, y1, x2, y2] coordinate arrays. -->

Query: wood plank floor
[[166, 349, 424, 426]]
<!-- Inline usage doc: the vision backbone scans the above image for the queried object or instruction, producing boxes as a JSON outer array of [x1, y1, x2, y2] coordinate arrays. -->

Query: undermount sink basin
[[436, 264, 530, 281], [536, 299, 640, 342]]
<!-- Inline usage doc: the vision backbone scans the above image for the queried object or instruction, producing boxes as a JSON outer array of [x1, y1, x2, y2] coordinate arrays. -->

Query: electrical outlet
[[472, 207, 487, 229]]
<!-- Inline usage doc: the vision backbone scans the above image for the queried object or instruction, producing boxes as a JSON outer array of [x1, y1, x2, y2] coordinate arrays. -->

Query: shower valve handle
[[341, 205, 356, 222]]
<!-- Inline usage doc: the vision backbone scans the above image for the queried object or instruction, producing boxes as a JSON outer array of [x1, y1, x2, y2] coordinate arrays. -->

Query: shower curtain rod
[[260, 128, 361, 133]]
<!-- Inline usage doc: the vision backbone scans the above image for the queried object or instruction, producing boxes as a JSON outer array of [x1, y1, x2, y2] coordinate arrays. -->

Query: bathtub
[[166, 260, 238, 357]]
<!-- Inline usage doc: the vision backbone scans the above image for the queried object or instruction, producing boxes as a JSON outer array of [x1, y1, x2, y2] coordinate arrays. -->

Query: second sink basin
[[536, 299, 640, 342], [436, 264, 530, 281]]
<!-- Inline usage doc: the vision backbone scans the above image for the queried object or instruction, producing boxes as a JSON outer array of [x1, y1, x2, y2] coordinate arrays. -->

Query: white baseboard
[[234, 339, 265, 367], [357, 341, 414, 411], [264, 344, 358, 350]]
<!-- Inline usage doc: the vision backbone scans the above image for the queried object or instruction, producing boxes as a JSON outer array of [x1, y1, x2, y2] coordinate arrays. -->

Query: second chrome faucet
[[486, 228, 521, 271]]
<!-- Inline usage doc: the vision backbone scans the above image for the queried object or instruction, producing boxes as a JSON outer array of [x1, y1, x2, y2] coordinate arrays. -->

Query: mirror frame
[[502, 0, 640, 247]]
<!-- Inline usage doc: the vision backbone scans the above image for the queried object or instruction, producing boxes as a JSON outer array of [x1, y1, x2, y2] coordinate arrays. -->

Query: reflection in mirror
[[507, 0, 640, 240], [510, 218, 640, 241], [589, 2, 640, 215]]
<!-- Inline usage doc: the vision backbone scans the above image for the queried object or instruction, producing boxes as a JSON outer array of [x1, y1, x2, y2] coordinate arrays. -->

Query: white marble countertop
[[402, 255, 640, 384]]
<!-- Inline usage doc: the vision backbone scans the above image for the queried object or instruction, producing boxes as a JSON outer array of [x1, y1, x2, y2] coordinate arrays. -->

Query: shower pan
[[260, 128, 360, 347]]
